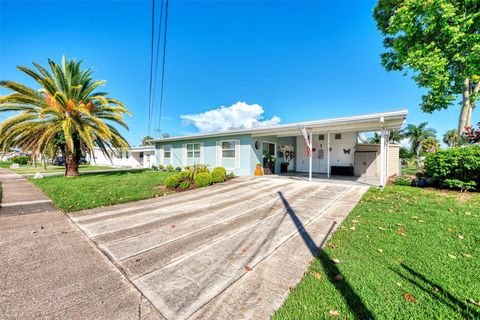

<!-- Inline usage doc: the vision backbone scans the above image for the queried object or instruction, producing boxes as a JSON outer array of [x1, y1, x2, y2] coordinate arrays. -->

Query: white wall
[[296, 132, 356, 173]]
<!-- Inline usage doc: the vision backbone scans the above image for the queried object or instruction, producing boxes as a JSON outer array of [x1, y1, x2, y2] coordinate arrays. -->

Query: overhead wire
[[150, 0, 165, 132], [146, 0, 155, 135], [157, 0, 169, 132]]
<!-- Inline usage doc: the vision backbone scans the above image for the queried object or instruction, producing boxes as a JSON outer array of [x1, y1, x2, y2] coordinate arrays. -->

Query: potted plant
[[255, 162, 263, 176], [263, 152, 276, 174], [280, 161, 289, 173]]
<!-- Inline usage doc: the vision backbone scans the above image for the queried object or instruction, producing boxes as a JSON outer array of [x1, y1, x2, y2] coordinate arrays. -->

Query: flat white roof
[[151, 109, 408, 143]]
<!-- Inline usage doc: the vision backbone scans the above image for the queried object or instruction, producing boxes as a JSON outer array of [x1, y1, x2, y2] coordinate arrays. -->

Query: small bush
[[151, 165, 158, 171], [12, 155, 29, 165], [424, 145, 480, 191], [164, 174, 181, 189], [175, 166, 182, 172], [227, 172, 235, 179], [213, 166, 227, 176], [211, 170, 225, 183], [159, 165, 164, 170], [393, 176, 414, 186], [179, 180, 190, 190], [166, 164, 174, 172], [194, 172, 212, 187], [178, 171, 190, 180]]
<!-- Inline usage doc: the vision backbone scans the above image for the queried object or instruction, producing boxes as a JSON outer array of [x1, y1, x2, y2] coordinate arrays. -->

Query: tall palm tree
[[404, 122, 437, 157], [421, 137, 440, 153], [368, 129, 404, 144], [0, 56, 130, 176], [443, 129, 459, 148]]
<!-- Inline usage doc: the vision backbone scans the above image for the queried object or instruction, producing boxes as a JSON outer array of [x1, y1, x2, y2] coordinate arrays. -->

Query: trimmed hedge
[[424, 145, 480, 191], [194, 172, 212, 187], [211, 169, 225, 183], [164, 174, 181, 189], [213, 166, 227, 176], [179, 180, 190, 190], [178, 171, 191, 180]]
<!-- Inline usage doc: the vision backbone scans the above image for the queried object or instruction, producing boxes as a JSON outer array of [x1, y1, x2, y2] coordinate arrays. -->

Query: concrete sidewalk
[[0, 168, 163, 320]]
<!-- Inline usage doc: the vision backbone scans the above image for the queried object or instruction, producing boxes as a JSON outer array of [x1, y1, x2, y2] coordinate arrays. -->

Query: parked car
[[52, 156, 65, 166], [53, 156, 88, 166]]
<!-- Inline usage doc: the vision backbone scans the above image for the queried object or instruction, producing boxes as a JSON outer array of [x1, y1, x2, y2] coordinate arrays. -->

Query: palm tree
[[421, 137, 440, 153], [443, 129, 459, 148], [0, 56, 130, 176], [404, 122, 437, 157], [368, 129, 404, 144], [141, 135, 153, 146]]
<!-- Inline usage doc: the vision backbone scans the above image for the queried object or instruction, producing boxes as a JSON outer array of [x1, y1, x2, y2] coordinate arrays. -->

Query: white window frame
[[186, 143, 201, 159], [262, 141, 276, 157], [161, 144, 173, 166], [221, 140, 236, 159]]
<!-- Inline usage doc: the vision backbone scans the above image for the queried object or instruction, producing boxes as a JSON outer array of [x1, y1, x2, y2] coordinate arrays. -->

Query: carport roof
[[151, 109, 408, 142]]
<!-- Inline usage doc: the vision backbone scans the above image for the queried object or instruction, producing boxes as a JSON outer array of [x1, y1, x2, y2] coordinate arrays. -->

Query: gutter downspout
[[379, 116, 386, 187]]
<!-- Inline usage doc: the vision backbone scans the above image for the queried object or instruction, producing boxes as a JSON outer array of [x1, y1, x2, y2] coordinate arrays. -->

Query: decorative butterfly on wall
[[343, 148, 351, 154]]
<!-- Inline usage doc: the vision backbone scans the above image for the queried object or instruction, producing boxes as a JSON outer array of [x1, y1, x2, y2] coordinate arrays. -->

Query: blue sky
[[0, 0, 464, 145]]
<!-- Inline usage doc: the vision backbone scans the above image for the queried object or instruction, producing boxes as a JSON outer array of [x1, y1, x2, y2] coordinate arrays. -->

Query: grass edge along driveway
[[31, 170, 175, 212], [273, 186, 480, 320]]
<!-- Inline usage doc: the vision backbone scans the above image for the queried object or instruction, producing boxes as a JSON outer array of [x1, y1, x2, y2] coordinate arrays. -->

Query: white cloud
[[180, 102, 281, 133], [400, 138, 411, 149]]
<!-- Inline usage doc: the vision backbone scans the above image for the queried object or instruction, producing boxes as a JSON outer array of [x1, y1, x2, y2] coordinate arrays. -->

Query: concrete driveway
[[69, 177, 368, 320]]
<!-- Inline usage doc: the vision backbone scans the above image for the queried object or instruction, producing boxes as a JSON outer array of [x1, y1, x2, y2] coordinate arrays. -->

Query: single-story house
[[151, 110, 408, 186], [87, 145, 156, 168]]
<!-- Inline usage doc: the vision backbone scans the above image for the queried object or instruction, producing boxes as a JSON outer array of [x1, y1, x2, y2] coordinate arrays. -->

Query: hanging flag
[[299, 126, 312, 157]]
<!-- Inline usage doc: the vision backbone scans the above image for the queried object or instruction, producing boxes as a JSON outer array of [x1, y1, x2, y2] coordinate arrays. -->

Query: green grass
[[401, 166, 420, 175], [274, 186, 480, 319], [31, 170, 175, 212], [7, 164, 116, 174]]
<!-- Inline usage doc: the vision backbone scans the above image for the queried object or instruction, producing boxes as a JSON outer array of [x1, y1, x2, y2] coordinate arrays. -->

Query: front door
[[354, 152, 377, 177]]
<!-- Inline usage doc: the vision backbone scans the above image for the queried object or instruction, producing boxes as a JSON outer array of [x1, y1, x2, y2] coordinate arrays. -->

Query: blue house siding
[[250, 136, 297, 173], [155, 134, 253, 176]]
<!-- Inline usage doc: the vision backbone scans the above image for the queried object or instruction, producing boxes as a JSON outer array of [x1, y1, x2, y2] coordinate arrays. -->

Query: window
[[335, 133, 342, 140], [187, 143, 201, 158], [319, 134, 325, 140], [222, 141, 236, 158], [164, 146, 171, 158], [263, 142, 275, 156], [125, 151, 129, 159], [139, 152, 144, 158]]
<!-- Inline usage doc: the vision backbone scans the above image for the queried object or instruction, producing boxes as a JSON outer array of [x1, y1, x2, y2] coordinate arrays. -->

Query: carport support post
[[327, 132, 330, 179], [380, 128, 386, 187], [309, 131, 312, 182]]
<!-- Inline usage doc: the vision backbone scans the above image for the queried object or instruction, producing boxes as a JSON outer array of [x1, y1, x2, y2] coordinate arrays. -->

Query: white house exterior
[[151, 110, 408, 186], [88, 146, 156, 168]]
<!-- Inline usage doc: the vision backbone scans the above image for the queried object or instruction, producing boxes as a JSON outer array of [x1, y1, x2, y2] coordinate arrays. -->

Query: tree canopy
[[0, 56, 130, 176], [373, 0, 480, 133]]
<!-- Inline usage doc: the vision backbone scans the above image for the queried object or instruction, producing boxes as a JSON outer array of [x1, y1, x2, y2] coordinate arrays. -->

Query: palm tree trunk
[[41, 154, 47, 170], [32, 153, 36, 168], [65, 147, 79, 177]]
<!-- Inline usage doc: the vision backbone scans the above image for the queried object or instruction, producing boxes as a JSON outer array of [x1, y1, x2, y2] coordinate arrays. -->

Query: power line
[[150, 0, 165, 127], [147, 0, 155, 135], [158, 0, 169, 131]]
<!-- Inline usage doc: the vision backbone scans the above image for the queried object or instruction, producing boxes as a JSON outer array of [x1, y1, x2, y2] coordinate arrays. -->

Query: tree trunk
[[32, 153, 37, 168], [64, 147, 80, 177], [41, 154, 47, 170], [459, 78, 472, 135]]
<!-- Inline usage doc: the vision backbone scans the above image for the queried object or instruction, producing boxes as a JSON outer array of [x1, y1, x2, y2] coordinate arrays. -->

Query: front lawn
[[274, 186, 480, 319], [31, 170, 175, 212], [3, 164, 116, 174]]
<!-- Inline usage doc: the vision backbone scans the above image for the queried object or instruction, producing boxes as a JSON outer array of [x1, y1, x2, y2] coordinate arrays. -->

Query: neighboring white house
[[88, 145, 156, 168]]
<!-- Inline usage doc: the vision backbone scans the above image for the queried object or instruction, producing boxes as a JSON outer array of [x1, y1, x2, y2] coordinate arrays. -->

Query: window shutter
[[159, 147, 164, 165], [200, 143, 204, 165], [216, 141, 221, 167], [182, 144, 187, 167], [235, 140, 240, 169]]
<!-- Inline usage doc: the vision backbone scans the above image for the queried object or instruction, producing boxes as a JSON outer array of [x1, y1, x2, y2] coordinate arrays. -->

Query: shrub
[[12, 155, 29, 165], [164, 174, 181, 189], [227, 172, 235, 179], [151, 165, 158, 171], [211, 169, 225, 183], [194, 172, 212, 187], [178, 171, 190, 180], [166, 164, 174, 172], [179, 180, 190, 190], [212, 166, 227, 176], [159, 165, 164, 170], [393, 176, 414, 186], [175, 166, 182, 172], [424, 146, 480, 191]]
